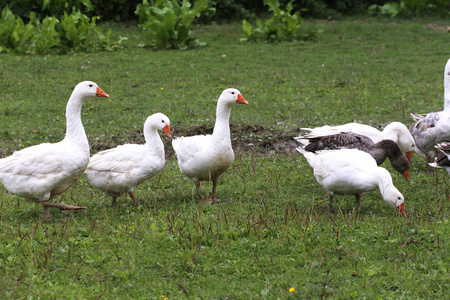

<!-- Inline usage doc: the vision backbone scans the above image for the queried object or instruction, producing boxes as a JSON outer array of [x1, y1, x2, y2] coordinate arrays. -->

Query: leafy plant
[[135, 0, 208, 50], [1, 0, 94, 22], [0, 7, 34, 53], [241, 0, 317, 43], [30, 13, 60, 54], [368, 2, 403, 18], [59, 10, 100, 51], [0, 7, 119, 54]]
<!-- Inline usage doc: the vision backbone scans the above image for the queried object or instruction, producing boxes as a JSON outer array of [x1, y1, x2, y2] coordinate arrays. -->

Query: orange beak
[[406, 151, 413, 162], [163, 125, 171, 138], [397, 203, 406, 217], [237, 94, 248, 105], [402, 169, 410, 182], [96, 86, 110, 98]]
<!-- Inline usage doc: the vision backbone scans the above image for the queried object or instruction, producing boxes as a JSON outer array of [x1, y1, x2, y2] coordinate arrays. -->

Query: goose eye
[[161, 120, 165, 123], [231, 92, 235, 95], [89, 84, 93, 87]]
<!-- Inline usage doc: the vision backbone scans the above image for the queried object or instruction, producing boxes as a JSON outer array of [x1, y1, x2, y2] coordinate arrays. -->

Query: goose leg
[[129, 192, 139, 206], [43, 206, 51, 220], [195, 181, 203, 201], [41, 201, 86, 218], [111, 197, 117, 207], [327, 194, 334, 214], [355, 194, 361, 211], [208, 179, 220, 203], [425, 155, 434, 174]]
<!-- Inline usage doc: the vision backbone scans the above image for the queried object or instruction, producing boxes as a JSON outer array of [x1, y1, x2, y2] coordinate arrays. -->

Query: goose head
[[383, 186, 406, 217], [382, 122, 415, 161], [73, 81, 109, 99], [388, 152, 410, 182], [218, 88, 248, 106], [145, 113, 171, 137]]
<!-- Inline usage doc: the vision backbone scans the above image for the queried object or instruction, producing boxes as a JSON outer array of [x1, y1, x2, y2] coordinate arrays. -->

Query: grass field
[[1, 18, 450, 298]]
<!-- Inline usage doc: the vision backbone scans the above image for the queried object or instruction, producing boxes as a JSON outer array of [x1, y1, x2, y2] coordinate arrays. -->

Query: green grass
[[1, 18, 450, 298]]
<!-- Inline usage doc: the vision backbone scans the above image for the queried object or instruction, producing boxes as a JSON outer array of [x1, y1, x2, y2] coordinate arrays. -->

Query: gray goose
[[409, 58, 450, 166]]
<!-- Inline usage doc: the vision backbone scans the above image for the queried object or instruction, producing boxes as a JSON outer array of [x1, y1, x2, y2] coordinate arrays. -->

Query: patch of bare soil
[[424, 24, 450, 32], [90, 124, 302, 156]]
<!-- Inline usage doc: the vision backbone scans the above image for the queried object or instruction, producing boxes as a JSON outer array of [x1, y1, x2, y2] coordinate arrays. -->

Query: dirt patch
[[424, 24, 450, 32], [90, 123, 303, 156]]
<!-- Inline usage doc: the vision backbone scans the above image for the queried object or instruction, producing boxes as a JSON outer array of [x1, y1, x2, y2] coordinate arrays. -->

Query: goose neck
[[63, 93, 88, 148], [144, 128, 165, 157], [376, 168, 394, 197], [376, 140, 401, 156], [212, 102, 232, 140], [367, 147, 386, 165], [444, 73, 450, 110]]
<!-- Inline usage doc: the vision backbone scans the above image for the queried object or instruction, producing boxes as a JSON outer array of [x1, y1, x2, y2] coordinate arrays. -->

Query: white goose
[[298, 148, 406, 216], [297, 122, 415, 161], [410, 58, 450, 164], [172, 88, 248, 202], [298, 132, 410, 181], [0, 81, 109, 219], [85, 113, 171, 206]]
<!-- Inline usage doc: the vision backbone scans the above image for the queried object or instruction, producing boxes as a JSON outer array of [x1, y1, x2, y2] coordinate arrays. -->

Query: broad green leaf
[[286, 0, 293, 13], [149, 7, 166, 21], [242, 20, 253, 37], [81, 0, 94, 12], [264, 0, 280, 13], [193, 0, 208, 14]]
